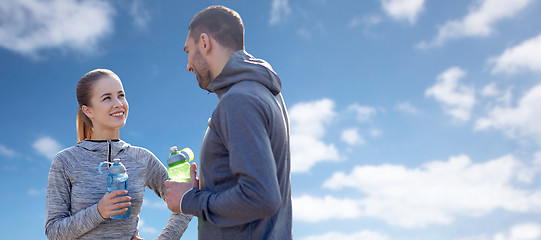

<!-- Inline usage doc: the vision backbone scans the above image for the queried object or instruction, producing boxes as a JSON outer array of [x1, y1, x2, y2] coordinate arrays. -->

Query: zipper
[[107, 139, 112, 163]]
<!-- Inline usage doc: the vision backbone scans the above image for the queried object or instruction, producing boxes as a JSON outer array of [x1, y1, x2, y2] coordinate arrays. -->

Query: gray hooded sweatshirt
[[181, 50, 292, 239], [45, 140, 192, 239]]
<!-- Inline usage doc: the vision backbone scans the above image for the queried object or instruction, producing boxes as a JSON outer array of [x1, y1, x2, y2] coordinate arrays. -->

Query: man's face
[[184, 33, 213, 91]]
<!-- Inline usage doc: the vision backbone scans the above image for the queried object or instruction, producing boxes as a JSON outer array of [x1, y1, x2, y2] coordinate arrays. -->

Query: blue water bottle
[[99, 158, 131, 219]]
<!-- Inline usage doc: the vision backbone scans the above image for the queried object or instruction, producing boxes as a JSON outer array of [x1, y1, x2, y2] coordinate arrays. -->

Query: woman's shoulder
[[53, 145, 79, 160], [123, 143, 158, 160], [50, 145, 82, 170]]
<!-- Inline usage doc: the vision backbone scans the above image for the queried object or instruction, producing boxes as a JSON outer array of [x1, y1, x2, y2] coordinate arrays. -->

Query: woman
[[45, 69, 191, 239]]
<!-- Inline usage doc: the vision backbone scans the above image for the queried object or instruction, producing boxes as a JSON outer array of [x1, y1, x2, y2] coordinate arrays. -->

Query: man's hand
[[164, 162, 198, 213]]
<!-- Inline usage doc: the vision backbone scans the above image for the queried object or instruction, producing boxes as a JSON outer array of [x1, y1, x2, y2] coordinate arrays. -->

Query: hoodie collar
[[207, 50, 282, 98], [77, 139, 130, 157]]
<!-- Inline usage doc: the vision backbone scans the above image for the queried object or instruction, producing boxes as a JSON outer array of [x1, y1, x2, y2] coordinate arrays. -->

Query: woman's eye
[[102, 97, 110, 101], [119, 94, 125, 98]]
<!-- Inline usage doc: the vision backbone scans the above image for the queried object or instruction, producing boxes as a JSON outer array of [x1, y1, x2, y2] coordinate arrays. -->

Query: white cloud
[[27, 188, 46, 196], [489, 34, 541, 75], [290, 99, 339, 173], [395, 101, 419, 114], [137, 218, 159, 235], [341, 128, 365, 146], [142, 198, 168, 211], [0, 0, 114, 57], [33, 137, 62, 160], [457, 222, 541, 240], [0, 144, 16, 158], [293, 194, 362, 222], [129, 0, 151, 30], [269, 0, 291, 25], [380, 0, 425, 24], [350, 15, 382, 28], [370, 129, 382, 137], [426, 67, 475, 121], [348, 104, 377, 122], [418, 0, 532, 49], [297, 28, 311, 40], [481, 82, 500, 97], [476, 83, 541, 145], [293, 154, 541, 228], [299, 230, 390, 240], [508, 223, 541, 240]]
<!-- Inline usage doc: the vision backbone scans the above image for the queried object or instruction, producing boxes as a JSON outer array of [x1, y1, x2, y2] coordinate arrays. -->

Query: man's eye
[[119, 94, 125, 98]]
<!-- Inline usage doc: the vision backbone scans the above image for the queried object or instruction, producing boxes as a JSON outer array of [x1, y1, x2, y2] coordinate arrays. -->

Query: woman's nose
[[187, 64, 193, 72], [113, 98, 123, 108]]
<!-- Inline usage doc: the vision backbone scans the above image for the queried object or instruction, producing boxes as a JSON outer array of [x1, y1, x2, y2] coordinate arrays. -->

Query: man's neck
[[210, 48, 236, 79]]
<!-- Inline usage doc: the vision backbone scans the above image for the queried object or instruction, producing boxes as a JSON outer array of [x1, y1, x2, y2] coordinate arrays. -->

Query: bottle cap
[[168, 146, 186, 165], [108, 158, 126, 174]]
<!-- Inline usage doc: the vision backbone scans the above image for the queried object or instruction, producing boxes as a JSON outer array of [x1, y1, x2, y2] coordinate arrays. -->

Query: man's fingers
[[164, 180, 172, 188], [190, 162, 197, 181]]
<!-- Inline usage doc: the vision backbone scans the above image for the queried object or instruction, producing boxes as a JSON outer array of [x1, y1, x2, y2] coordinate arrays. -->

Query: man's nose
[[187, 64, 193, 72]]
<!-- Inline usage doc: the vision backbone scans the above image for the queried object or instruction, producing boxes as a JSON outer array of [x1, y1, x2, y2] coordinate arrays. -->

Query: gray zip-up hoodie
[[45, 140, 192, 239], [181, 50, 292, 239]]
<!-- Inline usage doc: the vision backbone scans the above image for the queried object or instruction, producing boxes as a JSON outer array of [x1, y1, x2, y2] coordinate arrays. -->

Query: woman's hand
[[97, 190, 131, 219]]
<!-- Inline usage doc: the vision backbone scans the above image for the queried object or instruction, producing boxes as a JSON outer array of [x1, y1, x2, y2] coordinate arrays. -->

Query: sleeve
[[45, 154, 105, 240], [181, 93, 282, 227], [144, 150, 192, 240]]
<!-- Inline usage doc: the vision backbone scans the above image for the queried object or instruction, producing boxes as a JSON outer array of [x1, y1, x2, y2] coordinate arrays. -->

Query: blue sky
[[1, 0, 541, 239]]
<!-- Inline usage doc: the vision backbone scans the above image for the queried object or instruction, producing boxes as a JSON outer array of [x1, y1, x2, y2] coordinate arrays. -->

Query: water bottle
[[167, 146, 194, 183], [98, 158, 131, 219]]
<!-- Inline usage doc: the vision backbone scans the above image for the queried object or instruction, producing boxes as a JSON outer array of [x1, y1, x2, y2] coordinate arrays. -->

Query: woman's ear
[[82, 105, 93, 119]]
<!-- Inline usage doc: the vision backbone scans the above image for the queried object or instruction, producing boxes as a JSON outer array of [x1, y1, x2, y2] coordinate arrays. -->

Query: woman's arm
[[145, 150, 192, 240], [45, 155, 105, 240]]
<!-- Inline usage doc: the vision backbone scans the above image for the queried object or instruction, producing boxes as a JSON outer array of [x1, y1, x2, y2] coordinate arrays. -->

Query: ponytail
[[76, 108, 93, 142]]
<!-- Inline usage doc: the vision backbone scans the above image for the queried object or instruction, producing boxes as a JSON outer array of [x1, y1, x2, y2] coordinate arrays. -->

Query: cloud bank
[[418, 0, 532, 48], [294, 154, 541, 228], [0, 0, 114, 57]]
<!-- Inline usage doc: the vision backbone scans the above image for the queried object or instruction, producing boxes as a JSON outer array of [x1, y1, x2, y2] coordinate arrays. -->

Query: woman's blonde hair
[[76, 69, 119, 142]]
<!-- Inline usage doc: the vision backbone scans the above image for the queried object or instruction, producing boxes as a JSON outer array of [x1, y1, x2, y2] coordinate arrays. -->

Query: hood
[[207, 50, 281, 97], [76, 140, 130, 161]]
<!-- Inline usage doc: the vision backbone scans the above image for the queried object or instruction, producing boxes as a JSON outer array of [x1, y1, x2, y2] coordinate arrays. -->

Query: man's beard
[[193, 49, 213, 90]]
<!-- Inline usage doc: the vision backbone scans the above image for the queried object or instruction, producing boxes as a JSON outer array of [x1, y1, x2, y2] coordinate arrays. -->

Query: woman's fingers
[[98, 191, 131, 218], [110, 195, 131, 204], [111, 205, 130, 214], [109, 190, 129, 198]]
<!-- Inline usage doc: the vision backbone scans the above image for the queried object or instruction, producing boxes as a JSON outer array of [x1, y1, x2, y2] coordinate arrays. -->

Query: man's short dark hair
[[188, 5, 245, 51]]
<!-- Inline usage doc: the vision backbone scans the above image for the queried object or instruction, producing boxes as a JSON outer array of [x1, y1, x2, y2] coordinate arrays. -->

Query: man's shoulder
[[223, 80, 272, 99]]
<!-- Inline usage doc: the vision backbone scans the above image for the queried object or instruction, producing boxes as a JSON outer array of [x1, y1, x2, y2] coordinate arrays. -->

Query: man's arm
[[179, 93, 282, 228]]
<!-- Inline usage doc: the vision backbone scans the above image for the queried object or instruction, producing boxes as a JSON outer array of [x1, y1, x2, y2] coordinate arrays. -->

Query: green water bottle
[[167, 146, 194, 183]]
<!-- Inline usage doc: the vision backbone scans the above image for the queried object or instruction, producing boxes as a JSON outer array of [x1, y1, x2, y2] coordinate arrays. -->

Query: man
[[164, 5, 292, 240]]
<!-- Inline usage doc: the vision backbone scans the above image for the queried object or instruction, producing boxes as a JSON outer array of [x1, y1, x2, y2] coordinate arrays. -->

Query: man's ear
[[200, 33, 212, 54], [82, 105, 93, 119]]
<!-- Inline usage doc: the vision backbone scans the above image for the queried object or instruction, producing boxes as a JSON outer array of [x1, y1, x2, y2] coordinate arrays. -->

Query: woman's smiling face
[[83, 75, 129, 134]]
